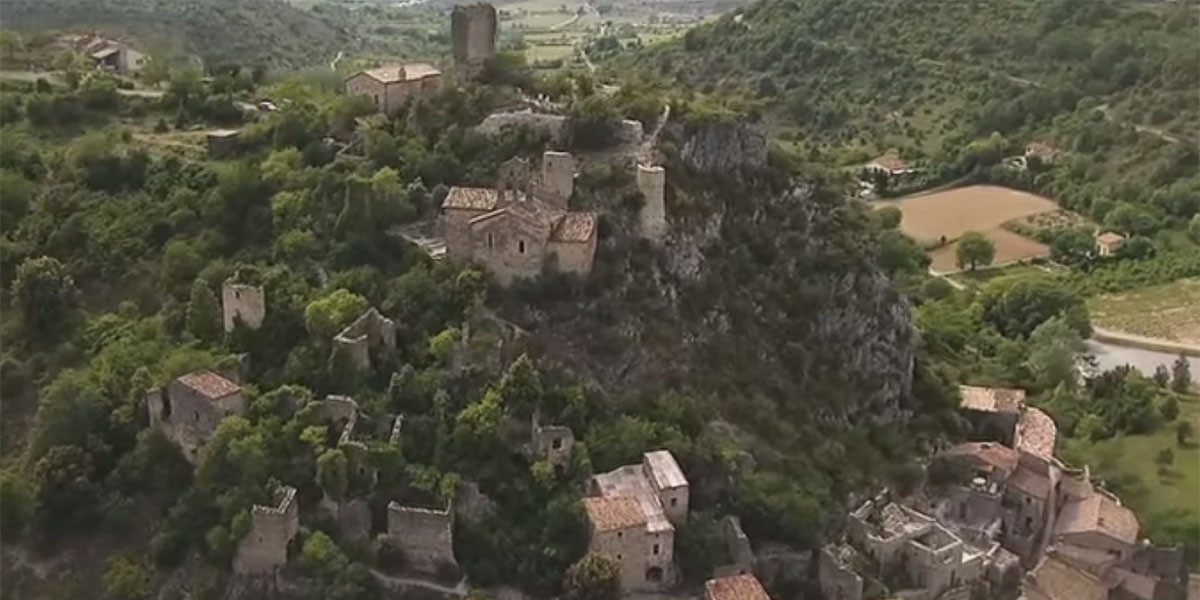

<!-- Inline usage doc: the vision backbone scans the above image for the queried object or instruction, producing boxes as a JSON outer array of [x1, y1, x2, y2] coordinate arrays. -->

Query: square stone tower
[[636, 164, 666, 241], [451, 3, 497, 71]]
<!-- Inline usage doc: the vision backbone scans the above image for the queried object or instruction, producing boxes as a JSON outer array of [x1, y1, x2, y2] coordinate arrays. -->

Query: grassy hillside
[[611, 0, 1199, 170], [1, 0, 361, 69]]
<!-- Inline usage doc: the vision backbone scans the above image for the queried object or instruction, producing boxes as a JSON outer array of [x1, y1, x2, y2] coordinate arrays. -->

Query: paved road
[[1084, 339, 1199, 376]]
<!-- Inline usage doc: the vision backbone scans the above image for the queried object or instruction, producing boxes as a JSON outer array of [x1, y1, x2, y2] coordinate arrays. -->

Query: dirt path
[[1094, 103, 1182, 144], [330, 50, 344, 71], [369, 569, 468, 596]]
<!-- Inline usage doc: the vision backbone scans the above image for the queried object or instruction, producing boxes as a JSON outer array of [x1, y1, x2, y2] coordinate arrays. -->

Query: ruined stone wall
[[451, 3, 497, 68], [444, 207, 483, 263], [539, 151, 574, 210], [818, 547, 864, 600], [475, 111, 568, 144], [332, 308, 396, 371], [235, 486, 299, 576], [722, 516, 754, 572], [636, 164, 666, 241], [386, 502, 457, 575], [222, 280, 266, 332], [547, 236, 596, 277]]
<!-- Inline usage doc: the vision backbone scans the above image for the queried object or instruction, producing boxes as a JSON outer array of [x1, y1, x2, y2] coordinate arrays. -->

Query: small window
[[1025, 497, 1031, 505], [373, 94, 380, 106], [653, 543, 660, 555], [670, 498, 678, 507], [551, 437, 563, 450], [617, 554, 622, 560], [194, 411, 200, 422], [617, 532, 622, 539], [487, 233, 494, 249], [518, 240, 526, 254]]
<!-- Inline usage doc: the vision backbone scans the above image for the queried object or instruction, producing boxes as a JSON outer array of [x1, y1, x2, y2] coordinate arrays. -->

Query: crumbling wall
[[222, 279, 266, 332], [538, 151, 574, 210], [451, 3, 497, 69], [332, 308, 396, 371], [235, 486, 299, 576], [819, 546, 864, 600], [723, 515, 754, 572], [387, 502, 457, 575], [320, 495, 372, 544], [475, 111, 568, 144], [148, 378, 246, 464], [531, 414, 574, 468], [637, 164, 666, 241]]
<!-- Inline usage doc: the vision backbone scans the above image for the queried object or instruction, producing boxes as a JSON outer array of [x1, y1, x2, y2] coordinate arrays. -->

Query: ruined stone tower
[[451, 3, 497, 72], [234, 486, 299, 576], [539, 150, 574, 210], [637, 164, 666, 241], [222, 278, 266, 332]]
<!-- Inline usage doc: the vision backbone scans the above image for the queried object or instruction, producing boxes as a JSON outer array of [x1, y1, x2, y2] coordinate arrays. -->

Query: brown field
[[886, 184, 1059, 244], [929, 227, 1049, 271]]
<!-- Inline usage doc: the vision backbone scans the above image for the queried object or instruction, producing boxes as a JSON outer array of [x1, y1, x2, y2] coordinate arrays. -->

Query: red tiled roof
[[443, 186, 499, 211], [705, 574, 770, 600], [1023, 555, 1107, 600], [1095, 231, 1125, 246], [945, 442, 1019, 476], [959, 385, 1025, 413], [583, 496, 646, 532], [1009, 465, 1051, 499], [358, 63, 441, 84], [178, 370, 241, 400], [1015, 408, 1057, 459], [550, 212, 597, 243]]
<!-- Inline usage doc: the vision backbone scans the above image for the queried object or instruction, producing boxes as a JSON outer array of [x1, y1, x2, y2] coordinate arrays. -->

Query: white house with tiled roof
[[584, 450, 688, 591], [147, 370, 246, 463], [345, 63, 441, 114]]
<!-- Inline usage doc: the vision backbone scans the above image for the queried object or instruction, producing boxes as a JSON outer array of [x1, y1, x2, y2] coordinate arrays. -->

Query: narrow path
[[369, 569, 468, 596], [1091, 326, 1200, 357], [638, 103, 670, 163], [330, 50, 344, 71]]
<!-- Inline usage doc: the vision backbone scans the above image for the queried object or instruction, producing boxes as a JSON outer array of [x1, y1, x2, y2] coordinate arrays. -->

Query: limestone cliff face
[[505, 169, 915, 424], [677, 120, 769, 173]]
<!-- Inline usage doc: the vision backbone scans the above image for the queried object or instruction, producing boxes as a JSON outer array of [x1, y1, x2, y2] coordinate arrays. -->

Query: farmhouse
[[865, 151, 916, 176], [147, 370, 246, 464], [345, 64, 442, 115], [1095, 231, 1125, 256], [81, 37, 145, 76], [1024, 142, 1060, 163]]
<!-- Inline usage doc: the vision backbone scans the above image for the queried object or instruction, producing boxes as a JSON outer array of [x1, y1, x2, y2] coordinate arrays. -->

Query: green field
[[949, 263, 1060, 287], [1089, 278, 1200, 346]]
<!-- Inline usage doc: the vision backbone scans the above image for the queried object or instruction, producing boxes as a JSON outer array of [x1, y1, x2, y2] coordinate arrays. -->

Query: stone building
[[222, 278, 266, 332], [86, 40, 145, 75], [147, 370, 246, 464], [234, 485, 299, 576], [207, 130, 239, 158], [332, 307, 397, 371], [959, 385, 1024, 445], [451, 3, 497, 72], [386, 501, 458, 576], [584, 450, 688, 591], [345, 64, 442, 115], [530, 412, 574, 469], [704, 573, 770, 600], [636, 164, 666, 241], [442, 151, 597, 285], [818, 544, 864, 600]]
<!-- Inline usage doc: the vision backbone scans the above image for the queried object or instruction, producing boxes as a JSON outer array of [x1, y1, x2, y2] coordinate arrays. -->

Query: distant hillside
[[2, 0, 361, 69], [612, 0, 1200, 173]]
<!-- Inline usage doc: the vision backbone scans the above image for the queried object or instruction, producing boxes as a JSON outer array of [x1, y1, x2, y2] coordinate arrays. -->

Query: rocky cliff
[[676, 119, 769, 174]]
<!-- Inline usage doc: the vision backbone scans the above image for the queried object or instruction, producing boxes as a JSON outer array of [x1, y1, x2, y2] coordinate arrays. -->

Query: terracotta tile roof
[[1009, 465, 1051, 499], [583, 496, 646, 532], [946, 442, 1019, 476], [1025, 142, 1059, 158], [644, 450, 687, 489], [1023, 555, 1107, 600], [178, 370, 241, 400], [1015, 408, 1057, 459], [359, 63, 441, 84], [550, 212, 597, 243], [443, 187, 499, 211], [1095, 231, 1125, 246], [705, 574, 770, 600], [959, 385, 1025, 413], [1056, 494, 1139, 544], [870, 153, 909, 173]]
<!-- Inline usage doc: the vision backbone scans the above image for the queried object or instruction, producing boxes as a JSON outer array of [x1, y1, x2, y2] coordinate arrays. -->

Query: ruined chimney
[[637, 164, 666, 241]]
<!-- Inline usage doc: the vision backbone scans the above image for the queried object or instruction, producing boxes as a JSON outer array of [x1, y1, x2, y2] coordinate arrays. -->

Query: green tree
[[1160, 396, 1179, 422], [0, 469, 35, 541], [955, 231, 995, 271], [303, 288, 368, 338], [563, 553, 620, 600], [569, 95, 620, 149], [162, 240, 204, 293], [141, 56, 170, 87], [1049, 229, 1095, 267], [874, 205, 902, 229], [1104, 202, 1160, 236], [316, 448, 349, 501], [1025, 316, 1084, 390], [186, 280, 222, 343], [1189, 214, 1200, 243], [103, 556, 150, 600], [979, 275, 1091, 338], [1156, 447, 1175, 467], [12, 256, 76, 340], [1177, 420, 1194, 446], [498, 354, 544, 416], [1170, 355, 1191, 393]]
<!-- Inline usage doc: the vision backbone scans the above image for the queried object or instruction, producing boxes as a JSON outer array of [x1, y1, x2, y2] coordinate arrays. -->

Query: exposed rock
[[678, 119, 768, 174]]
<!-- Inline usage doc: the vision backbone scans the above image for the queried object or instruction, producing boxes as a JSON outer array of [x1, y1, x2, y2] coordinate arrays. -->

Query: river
[[1084, 339, 1200, 376]]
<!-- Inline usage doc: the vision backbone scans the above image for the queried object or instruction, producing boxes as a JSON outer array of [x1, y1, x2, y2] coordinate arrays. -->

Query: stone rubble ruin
[[332, 307, 397, 371], [386, 500, 458, 576], [530, 412, 574, 469], [234, 485, 299, 576]]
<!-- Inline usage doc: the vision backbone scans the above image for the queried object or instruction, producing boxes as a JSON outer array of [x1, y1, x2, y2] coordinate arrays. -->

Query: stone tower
[[637, 164, 666, 241], [222, 278, 266, 332], [451, 3, 497, 71], [539, 151, 574, 210]]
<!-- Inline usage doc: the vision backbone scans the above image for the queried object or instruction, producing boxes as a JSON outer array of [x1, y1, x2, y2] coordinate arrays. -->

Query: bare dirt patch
[[886, 184, 1059, 244], [929, 227, 1049, 271]]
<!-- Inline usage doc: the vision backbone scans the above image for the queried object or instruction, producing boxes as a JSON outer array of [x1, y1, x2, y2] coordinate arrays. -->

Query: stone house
[[87, 40, 145, 75], [451, 3, 497, 72], [1096, 231, 1125, 257], [818, 544, 865, 600], [345, 64, 442, 115], [585, 450, 689, 591], [222, 277, 266, 332], [1053, 492, 1139, 563], [530, 412, 574, 469], [442, 151, 598, 285], [147, 370, 246, 464], [332, 307, 396, 371], [386, 501, 458, 576], [234, 485, 299, 576], [704, 573, 771, 600], [207, 130, 239, 158]]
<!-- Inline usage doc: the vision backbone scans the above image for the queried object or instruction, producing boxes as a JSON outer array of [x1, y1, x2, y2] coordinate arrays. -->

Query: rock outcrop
[[678, 120, 769, 174]]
